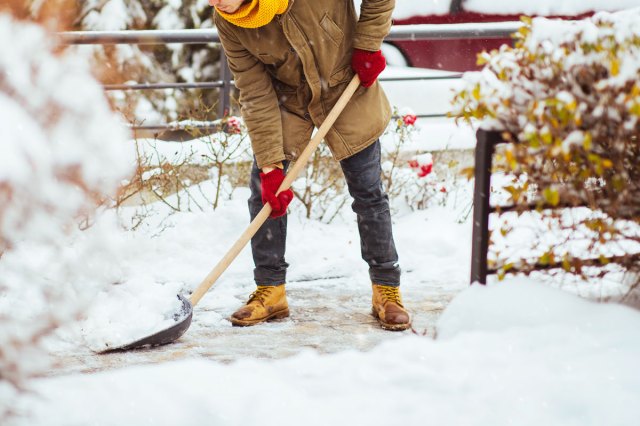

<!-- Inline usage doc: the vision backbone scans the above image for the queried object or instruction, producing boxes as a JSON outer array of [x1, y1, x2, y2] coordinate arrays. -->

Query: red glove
[[260, 168, 294, 218], [351, 48, 386, 88]]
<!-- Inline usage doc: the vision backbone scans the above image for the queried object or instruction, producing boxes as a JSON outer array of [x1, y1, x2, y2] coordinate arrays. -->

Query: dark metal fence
[[59, 22, 522, 129], [470, 129, 640, 285]]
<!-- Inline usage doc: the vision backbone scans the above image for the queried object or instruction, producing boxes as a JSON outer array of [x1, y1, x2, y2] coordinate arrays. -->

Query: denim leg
[[248, 159, 289, 286], [340, 141, 401, 286]]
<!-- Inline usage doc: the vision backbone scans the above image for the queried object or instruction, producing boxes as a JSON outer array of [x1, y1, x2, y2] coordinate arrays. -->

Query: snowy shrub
[[382, 109, 464, 214], [451, 10, 640, 284], [291, 143, 350, 223], [403, 153, 441, 209], [74, 0, 224, 125], [381, 109, 419, 203], [14, 0, 224, 126], [0, 14, 132, 418], [118, 114, 252, 225]]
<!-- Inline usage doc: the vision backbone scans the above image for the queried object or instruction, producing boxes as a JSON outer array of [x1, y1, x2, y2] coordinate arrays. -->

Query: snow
[[83, 0, 133, 31], [16, 280, 640, 426], [80, 279, 185, 352], [453, 8, 640, 138], [464, 0, 640, 16], [154, 2, 186, 30], [391, 0, 452, 18], [2, 168, 635, 424], [359, 0, 640, 20]]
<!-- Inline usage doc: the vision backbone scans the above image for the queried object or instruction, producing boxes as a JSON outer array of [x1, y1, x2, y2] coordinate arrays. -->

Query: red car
[[385, 1, 605, 72]]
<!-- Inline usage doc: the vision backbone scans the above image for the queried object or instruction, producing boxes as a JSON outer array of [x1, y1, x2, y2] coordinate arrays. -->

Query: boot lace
[[247, 285, 273, 304], [378, 285, 404, 307]]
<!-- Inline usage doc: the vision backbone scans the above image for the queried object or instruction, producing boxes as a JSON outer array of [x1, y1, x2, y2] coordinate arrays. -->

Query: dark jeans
[[248, 140, 401, 287]]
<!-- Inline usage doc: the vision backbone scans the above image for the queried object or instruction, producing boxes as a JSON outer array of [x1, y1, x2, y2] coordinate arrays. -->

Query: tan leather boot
[[371, 284, 411, 331], [230, 285, 289, 326]]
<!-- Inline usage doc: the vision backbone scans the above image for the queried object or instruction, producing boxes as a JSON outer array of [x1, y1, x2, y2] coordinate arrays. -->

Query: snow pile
[[438, 278, 639, 336], [80, 279, 185, 352], [20, 279, 640, 426], [0, 13, 132, 413]]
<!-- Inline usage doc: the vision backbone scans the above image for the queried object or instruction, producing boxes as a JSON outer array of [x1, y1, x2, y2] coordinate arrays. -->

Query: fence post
[[218, 52, 232, 118], [450, 0, 464, 14], [470, 129, 498, 285]]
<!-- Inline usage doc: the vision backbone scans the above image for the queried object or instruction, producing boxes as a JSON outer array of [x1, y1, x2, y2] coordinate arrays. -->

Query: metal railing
[[60, 22, 522, 44], [59, 22, 522, 130], [470, 129, 640, 285]]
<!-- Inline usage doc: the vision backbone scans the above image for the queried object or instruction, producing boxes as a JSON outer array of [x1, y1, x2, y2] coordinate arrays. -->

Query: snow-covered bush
[[382, 109, 464, 214], [14, 0, 223, 126], [291, 143, 350, 223], [118, 114, 252, 225], [452, 10, 640, 283], [74, 0, 223, 125], [381, 109, 419, 203], [0, 14, 132, 418]]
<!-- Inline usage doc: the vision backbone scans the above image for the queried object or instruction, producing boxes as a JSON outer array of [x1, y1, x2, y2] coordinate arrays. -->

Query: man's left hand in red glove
[[351, 48, 386, 88]]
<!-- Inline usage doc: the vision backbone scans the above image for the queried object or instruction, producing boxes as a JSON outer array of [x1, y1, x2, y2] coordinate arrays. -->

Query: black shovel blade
[[99, 294, 193, 353]]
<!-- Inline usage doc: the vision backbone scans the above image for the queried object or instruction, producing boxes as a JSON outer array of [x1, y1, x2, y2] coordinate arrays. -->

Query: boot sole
[[230, 308, 290, 327], [371, 308, 411, 331]]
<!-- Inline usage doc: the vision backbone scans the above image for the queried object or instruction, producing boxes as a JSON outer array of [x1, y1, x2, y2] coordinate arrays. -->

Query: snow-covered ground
[[6, 176, 639, 426], [18, 277, 640, 426]]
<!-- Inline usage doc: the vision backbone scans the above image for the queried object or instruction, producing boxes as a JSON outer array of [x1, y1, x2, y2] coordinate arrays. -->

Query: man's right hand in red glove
[[351, 48, 386, 88], [260, 167, 294, 218]]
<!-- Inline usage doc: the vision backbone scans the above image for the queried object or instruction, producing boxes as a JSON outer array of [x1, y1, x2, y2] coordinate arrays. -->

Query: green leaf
[[612, 175, 625, 191], [543, 187, 560, 206], [583, 133, 592, 151], [460, 167, 475, 180], [472, 84, 481, 101], [504, 185, 522, 203], [539, 252, 551, 266], [611, 58, 620, 76]]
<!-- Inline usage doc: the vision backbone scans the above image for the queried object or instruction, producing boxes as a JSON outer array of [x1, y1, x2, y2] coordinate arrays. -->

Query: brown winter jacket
[[214, 0, 394, 169]]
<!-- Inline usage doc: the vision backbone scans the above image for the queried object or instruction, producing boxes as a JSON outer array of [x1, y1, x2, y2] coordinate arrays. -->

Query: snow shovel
[[103, 75, 361, 352]]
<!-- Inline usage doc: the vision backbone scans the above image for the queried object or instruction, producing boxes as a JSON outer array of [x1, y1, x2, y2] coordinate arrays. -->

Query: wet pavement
[[49, 276, 465, 376]]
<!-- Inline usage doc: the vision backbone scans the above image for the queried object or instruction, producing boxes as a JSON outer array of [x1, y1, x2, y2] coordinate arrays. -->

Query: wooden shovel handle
[[189, 75, 361, 306]]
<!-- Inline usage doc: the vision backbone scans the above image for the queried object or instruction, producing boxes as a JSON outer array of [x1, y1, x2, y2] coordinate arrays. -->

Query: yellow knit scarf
[[216, 0, 289, 29]]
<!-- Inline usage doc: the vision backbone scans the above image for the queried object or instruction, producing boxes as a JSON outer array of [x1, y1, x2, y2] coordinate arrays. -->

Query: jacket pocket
[[329, 65, 353, 87], [320, 13, 344, 48]]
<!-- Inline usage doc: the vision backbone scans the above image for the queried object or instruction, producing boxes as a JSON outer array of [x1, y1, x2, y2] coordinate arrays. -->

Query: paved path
[[50, 276, 465, 376]]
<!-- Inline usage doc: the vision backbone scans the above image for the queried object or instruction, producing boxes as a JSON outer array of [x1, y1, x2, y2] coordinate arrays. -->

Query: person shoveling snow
[[211, 0, 411, 331]]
